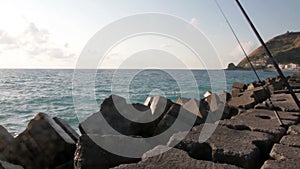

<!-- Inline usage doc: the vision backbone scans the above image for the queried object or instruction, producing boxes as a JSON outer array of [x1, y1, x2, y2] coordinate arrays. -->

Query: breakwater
[[0, 74, 300, 169]]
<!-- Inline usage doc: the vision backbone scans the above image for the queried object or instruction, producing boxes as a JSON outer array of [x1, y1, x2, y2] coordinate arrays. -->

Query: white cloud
[[0, 22, 76, 67], [189, 18, 200, 27]]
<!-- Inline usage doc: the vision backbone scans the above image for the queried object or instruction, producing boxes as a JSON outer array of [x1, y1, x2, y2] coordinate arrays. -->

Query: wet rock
[[74, 134, 143, 169], [220, 109, 299, 142], [168, 125, 273, 169], [287, 124, 300, 135], [0, 160, 24, 169], [261, 159, 300, 169], [270, 143, 300, 161], [15, 113, 76, 169], [111, 145, 240, 169], [280, 135, 300, 148]]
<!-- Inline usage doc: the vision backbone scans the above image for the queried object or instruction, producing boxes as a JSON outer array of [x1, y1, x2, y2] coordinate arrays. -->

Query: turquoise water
[[0, 69, 297, 135]]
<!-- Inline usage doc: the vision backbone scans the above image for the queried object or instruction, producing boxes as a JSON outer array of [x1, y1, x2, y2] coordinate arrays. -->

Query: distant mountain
[[236, 31, 300, 70]]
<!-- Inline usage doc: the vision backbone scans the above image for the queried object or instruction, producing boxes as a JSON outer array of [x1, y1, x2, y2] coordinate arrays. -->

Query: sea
[[0, 69, 298, 136]]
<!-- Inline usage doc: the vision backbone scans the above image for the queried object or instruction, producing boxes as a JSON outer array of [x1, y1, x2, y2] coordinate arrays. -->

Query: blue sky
[[0, 0, 299, 68]]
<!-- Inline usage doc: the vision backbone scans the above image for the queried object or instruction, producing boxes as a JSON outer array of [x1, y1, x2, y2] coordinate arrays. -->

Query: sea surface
[[0, 69, 298, 135]]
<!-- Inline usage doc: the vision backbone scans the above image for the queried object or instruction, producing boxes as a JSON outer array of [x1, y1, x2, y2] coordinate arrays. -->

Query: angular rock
[[287, 124, 300, 135], [0, 126, 16, 162], [80, 95, 157, 137], [270, 144, 300, 161], [0, 160, 24, 169], [168, 125, 273, 169], [15, 113, 76, 169], [144, 96, 174, 116], [261, 159, 300, 169], [231, 88, 242, 97], [232, 82, 246, 90], [267, 93, 300, 112], [175, 97, 191, 105], [111, 145, 240, 169], [280, 135, 300, 148], [53, 117, 79, 142], [228, 91, 256, 109], [74, 134, 143, 169], [182, 98, 209, 119], [154, 104, 203, 142], [220, 109, 299, 142]]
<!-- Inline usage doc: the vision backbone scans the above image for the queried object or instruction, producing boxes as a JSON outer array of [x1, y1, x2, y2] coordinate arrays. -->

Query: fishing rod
[[235, 0, 300, 113], [214, 0, 283, 125]]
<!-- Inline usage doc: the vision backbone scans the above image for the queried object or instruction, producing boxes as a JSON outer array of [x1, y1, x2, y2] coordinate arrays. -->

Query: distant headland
[[227, 31, 300, 71]]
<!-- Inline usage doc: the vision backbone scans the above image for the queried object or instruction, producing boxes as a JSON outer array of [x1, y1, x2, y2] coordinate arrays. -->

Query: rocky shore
[[1, 74, 300, 169]]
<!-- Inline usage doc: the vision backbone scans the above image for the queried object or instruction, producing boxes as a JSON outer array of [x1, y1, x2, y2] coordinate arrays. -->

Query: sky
[[0, 0, 299, 69]]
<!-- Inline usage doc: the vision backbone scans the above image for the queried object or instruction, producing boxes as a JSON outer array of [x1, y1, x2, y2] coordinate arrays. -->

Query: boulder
[[0, 126, 23, 166], [53, 117, 79, 142], [111, 145, 240, 169], [167, 124, 273, 169], [175, 97, 191, 105], [0, 160, 24, 169], [228, 91, 256, 109], [232, 82, 246, 90], [15, 113, 77, 169], [220, 109, 299, 142], [74, 134, 143, 169], [270, 143, 300, 161], [231, 88, 242, 97], [280, 134, 300, 148], [261, 159, 300, 169], [287, 124, 300, 135], [80, 95, 157, 137], [143, 96, 173, 116], [181, 98, 209, 119], [154, 104, 203, 142], [267, 93, 300, 112]]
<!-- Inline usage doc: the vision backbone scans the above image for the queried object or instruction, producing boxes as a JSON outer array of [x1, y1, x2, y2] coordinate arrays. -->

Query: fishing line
[[214, 0, 283, 125]]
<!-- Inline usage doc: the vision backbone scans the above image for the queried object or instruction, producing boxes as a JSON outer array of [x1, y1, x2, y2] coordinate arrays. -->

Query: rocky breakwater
[[0, 73, 300, 169]]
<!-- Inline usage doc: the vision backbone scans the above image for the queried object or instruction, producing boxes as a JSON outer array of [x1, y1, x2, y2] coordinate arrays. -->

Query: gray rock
[[80, 95, 157, 137], [15, 113, 76, 169], [261, 159, 300, 169], [232, 82, 246, 90], [280, 134, 300, 148], [53, 117, 79, 142], [270, 143, 300, 161], [111, 145, 240, 169], [231, 88, 242, 97], [182, 98, 209, 119], [228, 91, 256, 109], [74, 134, 143, 169], [0, 160, 24, 169], [144, 96, 173, 116], [220, 109, 299, 142], [267, 93, 300, 112], [287, 124, 300, 135], [168, 125, 273, 169]]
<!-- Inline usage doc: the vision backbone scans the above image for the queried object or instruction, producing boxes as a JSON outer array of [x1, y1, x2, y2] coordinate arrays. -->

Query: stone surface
[[0, 126, 17, 162], [0, 160, 24, 169], [144, 96, 173, 116], [182, 98, 209, 119], [232, 82, 246, 90], [74, 134, 142, 169], [287, 124, 300, 135], [80, 95, 157, 137], [261, 159, 300, 169], [270, 144, 300, 161], [220, 109, 299, 142], [15, 113, 76, 169], [154, 104, 203, 141], [280, 134, 300, 148], [267, 93, 300, 112], [111, 145, 240, 169], [228, 91, 256, 109], [53, 117, 79, 142], [168, 125, 273, 169]]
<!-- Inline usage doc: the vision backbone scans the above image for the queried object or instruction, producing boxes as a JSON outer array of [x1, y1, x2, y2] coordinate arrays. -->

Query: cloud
[[229, 41, 256, 60], [189, 18, 200, 27], [0, 22, 75, 60]]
